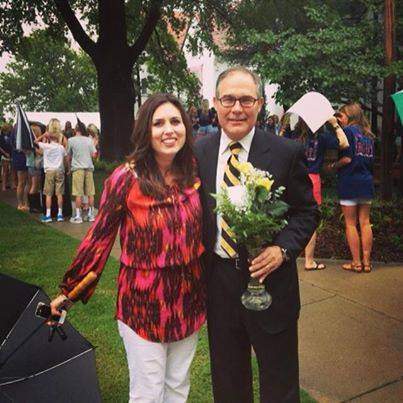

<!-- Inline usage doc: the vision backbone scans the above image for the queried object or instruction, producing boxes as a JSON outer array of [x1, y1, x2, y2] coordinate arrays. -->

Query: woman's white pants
[[118, 320, 198, 403]]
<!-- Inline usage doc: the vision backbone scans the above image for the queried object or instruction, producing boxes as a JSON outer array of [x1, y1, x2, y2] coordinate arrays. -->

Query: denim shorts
[[339, 199, 372, 206]]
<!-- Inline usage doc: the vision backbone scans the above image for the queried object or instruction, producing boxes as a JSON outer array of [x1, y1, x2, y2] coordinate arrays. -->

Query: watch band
[[280, 248, 290, 262]]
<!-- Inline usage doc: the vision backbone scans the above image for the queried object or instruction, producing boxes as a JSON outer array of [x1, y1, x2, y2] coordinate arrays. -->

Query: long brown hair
[[127, 93, 196, 200], [340, 103, 374, 138], [294, 118, 312, 141]]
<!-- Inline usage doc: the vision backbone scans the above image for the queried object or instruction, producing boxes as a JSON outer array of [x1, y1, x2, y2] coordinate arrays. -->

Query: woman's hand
[[324, 162, 337, 173], [48, 294, 71, 326], [327, 116, 338, 126]]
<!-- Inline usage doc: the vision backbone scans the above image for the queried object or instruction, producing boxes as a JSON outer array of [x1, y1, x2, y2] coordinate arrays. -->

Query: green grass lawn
[[0, 201, 315, 402]]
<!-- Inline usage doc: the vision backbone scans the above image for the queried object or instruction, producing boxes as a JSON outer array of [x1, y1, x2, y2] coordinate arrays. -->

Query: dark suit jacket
[[194, 129, 320, 333]]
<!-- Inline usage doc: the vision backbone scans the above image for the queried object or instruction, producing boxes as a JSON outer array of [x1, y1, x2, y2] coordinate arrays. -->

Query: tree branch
[[54, 0, 97, 59], [153, 29, 174, 65], [129, 0, 163, 63]]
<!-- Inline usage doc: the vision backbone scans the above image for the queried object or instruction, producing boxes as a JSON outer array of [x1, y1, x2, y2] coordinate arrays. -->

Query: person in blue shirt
[[329, 103, 375, 273], [284, 117, 349, 270]]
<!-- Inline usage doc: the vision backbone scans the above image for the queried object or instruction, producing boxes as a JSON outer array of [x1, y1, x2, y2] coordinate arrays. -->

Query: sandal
[[363, 264, 373, 273], [342, 262, 363, 273], [305, 261, 326, 271]]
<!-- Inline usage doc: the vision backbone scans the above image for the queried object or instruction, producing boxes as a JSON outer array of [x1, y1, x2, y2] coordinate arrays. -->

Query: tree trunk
[[381, 0, 395, 200], [135, 65, 142, 109], [97, 59, 135, 161], [54, 0, 163, 161], [371, 78, 378, 135]]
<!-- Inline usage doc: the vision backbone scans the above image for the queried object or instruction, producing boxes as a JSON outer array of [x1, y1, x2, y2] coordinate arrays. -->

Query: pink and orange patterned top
[[60, 165, 206, 343]]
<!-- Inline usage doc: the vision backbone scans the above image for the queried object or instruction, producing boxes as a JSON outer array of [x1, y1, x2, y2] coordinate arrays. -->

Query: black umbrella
[[0, 274, 101, 402], [15, 103, 35, 151]]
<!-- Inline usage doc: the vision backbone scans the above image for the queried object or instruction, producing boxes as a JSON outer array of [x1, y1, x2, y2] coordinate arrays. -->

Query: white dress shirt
[[214, 128, 255, 258]]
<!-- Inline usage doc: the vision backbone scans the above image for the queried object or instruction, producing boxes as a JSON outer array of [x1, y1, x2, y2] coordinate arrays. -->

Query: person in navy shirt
[[284, 116, 349, 270], [329, 103, 375, 273]]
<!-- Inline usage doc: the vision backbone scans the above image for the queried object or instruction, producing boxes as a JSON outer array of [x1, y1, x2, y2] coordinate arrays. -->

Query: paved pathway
[[1, 189, 402, 402]]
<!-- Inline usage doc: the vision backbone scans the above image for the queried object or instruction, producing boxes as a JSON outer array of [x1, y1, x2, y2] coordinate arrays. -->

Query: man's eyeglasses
[[218, 96, 260, 108]]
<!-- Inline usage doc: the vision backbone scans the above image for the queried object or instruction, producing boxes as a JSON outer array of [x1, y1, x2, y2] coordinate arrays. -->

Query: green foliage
[[0, 1, 234, 106], [222, 1, 402, 107], [0, 29, 98, 114], [94, 159, 121, 174], [138, 23, 201, 105], [317, 198, 337, 233]]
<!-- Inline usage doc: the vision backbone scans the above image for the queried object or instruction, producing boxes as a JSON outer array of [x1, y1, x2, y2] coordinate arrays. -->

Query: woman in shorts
[[330, 103, 375, 273], [286, 117, 349, 271]]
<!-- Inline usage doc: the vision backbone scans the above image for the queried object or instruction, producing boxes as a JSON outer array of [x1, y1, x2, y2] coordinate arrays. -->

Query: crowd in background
[[0, 118, 100, 224], [0, 99, 391, 273], [187, 99, 219, 138]]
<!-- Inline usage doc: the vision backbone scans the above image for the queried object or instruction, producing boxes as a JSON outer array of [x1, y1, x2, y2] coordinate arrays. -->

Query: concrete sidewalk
[[1, 189, 402, 402]]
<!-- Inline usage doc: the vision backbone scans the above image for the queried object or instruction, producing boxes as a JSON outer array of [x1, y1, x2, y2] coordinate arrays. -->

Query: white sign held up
[[287, 92, 335, 133]]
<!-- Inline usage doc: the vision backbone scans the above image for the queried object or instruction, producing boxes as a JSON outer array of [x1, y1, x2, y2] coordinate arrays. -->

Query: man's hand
[[249, 246, 284, 283]]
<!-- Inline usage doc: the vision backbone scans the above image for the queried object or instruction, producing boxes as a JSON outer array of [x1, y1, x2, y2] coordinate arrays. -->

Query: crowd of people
[[0, 118, 100, 223], [187, 99, 219, 138], [1, 65, 380, 402]]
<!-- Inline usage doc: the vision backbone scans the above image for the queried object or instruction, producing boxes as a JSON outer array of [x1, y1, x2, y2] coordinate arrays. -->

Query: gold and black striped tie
[[220, 141, 242, 258]]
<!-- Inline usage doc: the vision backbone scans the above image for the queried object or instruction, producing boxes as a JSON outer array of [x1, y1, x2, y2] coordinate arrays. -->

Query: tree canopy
[[0, 0, 233, 160], [222, 0, 402, 107], [0, 29, 98, 114]]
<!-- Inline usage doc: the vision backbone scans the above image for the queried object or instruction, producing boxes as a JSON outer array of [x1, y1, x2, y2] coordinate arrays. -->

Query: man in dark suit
[[194, 66, 319, 403]]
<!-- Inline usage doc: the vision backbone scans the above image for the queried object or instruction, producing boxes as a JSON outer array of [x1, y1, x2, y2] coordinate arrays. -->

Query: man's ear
[[213, 97, 219, 109], [257, 97, 264, 112]]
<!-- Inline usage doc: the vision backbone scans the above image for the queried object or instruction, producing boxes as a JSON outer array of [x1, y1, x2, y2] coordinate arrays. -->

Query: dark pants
[[207, 254, 300, 403]]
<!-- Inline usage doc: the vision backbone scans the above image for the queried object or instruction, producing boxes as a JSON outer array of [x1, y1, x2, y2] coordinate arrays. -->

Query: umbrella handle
[[67, 272, 97, 302]]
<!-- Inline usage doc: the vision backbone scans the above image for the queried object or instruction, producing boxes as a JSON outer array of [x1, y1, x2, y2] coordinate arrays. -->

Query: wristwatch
[[280, 248, 290, 263]]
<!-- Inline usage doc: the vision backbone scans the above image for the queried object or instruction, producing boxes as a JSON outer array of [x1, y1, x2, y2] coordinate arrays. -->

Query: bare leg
[[88, 195, 95, 209], [16, 171, 28, 209], [46, 195, 52, 210], [341, 205, 361, 266], [75, 196, 82, 210], [30, 174, 40, 194], [358, 204, 373, 268], [305, 231, 317, 268], [11, 168, 17, 190], [57, 194, 63, 209], [1, 161, 9, 190]]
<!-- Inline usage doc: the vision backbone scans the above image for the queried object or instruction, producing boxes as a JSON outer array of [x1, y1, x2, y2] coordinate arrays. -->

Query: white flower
[[227, 185, 248, 209]]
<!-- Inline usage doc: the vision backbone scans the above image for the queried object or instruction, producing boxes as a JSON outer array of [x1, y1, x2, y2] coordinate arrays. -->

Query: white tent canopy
[[24, 112, 100, 130]]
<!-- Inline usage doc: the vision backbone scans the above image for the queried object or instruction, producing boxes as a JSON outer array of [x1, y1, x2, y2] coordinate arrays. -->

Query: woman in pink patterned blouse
[[50, 94, 206, 402]]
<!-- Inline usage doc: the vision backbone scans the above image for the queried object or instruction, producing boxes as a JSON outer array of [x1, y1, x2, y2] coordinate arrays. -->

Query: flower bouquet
[[213, 162, 289, 311]]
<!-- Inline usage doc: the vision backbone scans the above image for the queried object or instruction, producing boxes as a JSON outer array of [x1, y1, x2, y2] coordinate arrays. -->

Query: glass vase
[[241, 246, 272, 311]]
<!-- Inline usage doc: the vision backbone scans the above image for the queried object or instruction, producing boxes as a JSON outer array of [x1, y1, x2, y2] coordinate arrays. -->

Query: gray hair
[[215, 66, 263, 98]]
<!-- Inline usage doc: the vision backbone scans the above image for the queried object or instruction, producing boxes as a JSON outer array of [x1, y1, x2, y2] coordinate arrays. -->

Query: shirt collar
[[219, 127, 255, 155]]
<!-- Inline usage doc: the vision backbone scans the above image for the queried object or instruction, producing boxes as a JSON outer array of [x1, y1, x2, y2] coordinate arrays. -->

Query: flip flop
[[305, 261, 326, 271], [363, 264, 373, 273], [342, 262, 363, 273]]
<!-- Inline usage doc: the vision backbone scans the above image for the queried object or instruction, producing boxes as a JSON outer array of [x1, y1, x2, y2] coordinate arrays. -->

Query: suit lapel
[[203, 133, 220, 196], [248, 129, 272, 169]]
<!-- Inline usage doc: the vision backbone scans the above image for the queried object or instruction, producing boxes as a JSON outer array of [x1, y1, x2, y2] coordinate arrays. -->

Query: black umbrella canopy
[[0, 274, 101, 403]]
